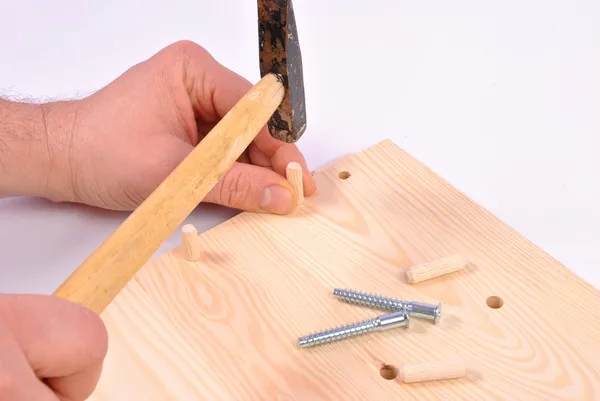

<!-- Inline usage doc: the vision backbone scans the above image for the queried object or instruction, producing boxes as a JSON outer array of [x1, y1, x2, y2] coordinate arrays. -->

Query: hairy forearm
[[0, 98, 77, 200]]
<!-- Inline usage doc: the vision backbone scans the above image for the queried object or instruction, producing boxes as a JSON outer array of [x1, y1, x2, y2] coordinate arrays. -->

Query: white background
[[1, 0, 599, 294]]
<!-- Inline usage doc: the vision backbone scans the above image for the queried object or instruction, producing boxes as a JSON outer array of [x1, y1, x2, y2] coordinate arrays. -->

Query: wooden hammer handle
[[53, 73, 285, 314]]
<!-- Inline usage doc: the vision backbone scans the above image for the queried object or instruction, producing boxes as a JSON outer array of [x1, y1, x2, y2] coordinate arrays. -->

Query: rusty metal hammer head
[[258, 0, 306, 143]]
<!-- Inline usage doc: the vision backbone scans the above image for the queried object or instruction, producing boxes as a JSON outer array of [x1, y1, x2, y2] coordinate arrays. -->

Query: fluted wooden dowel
[[399, 359, 467, 383], [286, 161, 304, 207], [405, 254, 468, 284], [181, 224, 202, 262]]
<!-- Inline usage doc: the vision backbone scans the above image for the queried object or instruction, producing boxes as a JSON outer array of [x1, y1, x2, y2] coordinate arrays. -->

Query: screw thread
[[333, 288, 441, 324], [333, 288, 405, 312], [298, 317, 379, 348], [298, 311, 409, 349]]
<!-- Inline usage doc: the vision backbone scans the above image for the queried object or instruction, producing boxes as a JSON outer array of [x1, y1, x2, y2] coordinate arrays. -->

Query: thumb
[[204, 162, 295, 214], [0, 294, 108, 401]]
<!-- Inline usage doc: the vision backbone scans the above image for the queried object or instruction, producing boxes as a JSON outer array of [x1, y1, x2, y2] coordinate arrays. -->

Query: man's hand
[[47, 40, 317, 212], [0, 295, 108, 401], [0, 40, 317, 212]]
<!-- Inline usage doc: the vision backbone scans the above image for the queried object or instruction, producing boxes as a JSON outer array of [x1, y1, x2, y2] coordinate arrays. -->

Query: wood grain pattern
[[398, 359, 467, 383], [53, 73, 284, 314], [88, 139, 600, 400]]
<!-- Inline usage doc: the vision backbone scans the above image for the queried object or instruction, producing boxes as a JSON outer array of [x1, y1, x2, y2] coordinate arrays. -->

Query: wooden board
[[88, 139, 600, 400]]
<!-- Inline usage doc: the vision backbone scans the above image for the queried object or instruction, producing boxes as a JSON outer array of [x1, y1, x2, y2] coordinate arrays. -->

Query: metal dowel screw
[[298, 311, 409, 348], [333, 288, 441, 324]]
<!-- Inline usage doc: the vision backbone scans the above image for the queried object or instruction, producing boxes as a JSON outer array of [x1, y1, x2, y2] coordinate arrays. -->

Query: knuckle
[[167, 40, 211, 61], [220, 169, 252, 209]]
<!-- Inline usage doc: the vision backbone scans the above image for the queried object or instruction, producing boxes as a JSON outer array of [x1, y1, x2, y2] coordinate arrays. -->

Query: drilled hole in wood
[[486, 296, 503, 309], [379, 364, 399, 380], [338, 171, 351, 180]]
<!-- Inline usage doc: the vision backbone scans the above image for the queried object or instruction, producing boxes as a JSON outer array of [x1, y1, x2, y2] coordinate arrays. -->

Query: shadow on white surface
[[0, 197, 239, 294]]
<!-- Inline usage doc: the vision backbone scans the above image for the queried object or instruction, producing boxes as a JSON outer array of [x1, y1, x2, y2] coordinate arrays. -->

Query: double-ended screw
[[298, 310, 409, 348], [296, 288, 442, 349], [333, 288, 441, 324]]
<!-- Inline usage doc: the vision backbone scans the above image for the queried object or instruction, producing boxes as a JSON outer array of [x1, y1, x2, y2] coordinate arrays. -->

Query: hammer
[[53, 0, 307, 314]]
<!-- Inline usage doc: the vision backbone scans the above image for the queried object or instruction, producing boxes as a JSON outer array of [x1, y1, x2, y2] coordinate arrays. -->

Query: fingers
[[204, 162, 295, 214], [249, 139, 316, 196], [0, 324, 58, 401], [0, 294, 108, 401], [167, 41, 317, 196], [248, 142, 272, 168], [142, 136, 300, 215], [270, 144, 317, 196], [204, 60, 317, 195], [46, 363, 104, 401]]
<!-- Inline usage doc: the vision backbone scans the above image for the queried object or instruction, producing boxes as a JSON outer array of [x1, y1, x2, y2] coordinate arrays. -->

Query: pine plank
[[88, 139, 600, 400]]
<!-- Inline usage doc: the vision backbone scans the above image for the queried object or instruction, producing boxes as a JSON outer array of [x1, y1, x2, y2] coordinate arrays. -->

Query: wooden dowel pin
[[399, 359, 467, 383], [405, 254, 468, 284], [286, 162, 304, 207], [181, 224, 202, 262]]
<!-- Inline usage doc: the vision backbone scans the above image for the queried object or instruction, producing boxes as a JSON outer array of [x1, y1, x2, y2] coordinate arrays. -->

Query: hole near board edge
[[379, 364, 399, 380], [338, 171, 351, 180], [486, 296, 503, 309]]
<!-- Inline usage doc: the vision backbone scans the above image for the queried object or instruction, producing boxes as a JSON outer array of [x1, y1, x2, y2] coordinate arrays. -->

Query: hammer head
[[258, 0, 306, 143]]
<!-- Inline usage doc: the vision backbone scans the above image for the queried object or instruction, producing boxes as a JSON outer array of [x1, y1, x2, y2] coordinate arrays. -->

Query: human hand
[[41, 40, 316, 212], [0, 294, 108, 401]]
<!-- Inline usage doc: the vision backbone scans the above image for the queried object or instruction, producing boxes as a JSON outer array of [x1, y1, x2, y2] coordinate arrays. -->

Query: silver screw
[[298, 310, 409, 348], [333, 288, 441, 324]]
